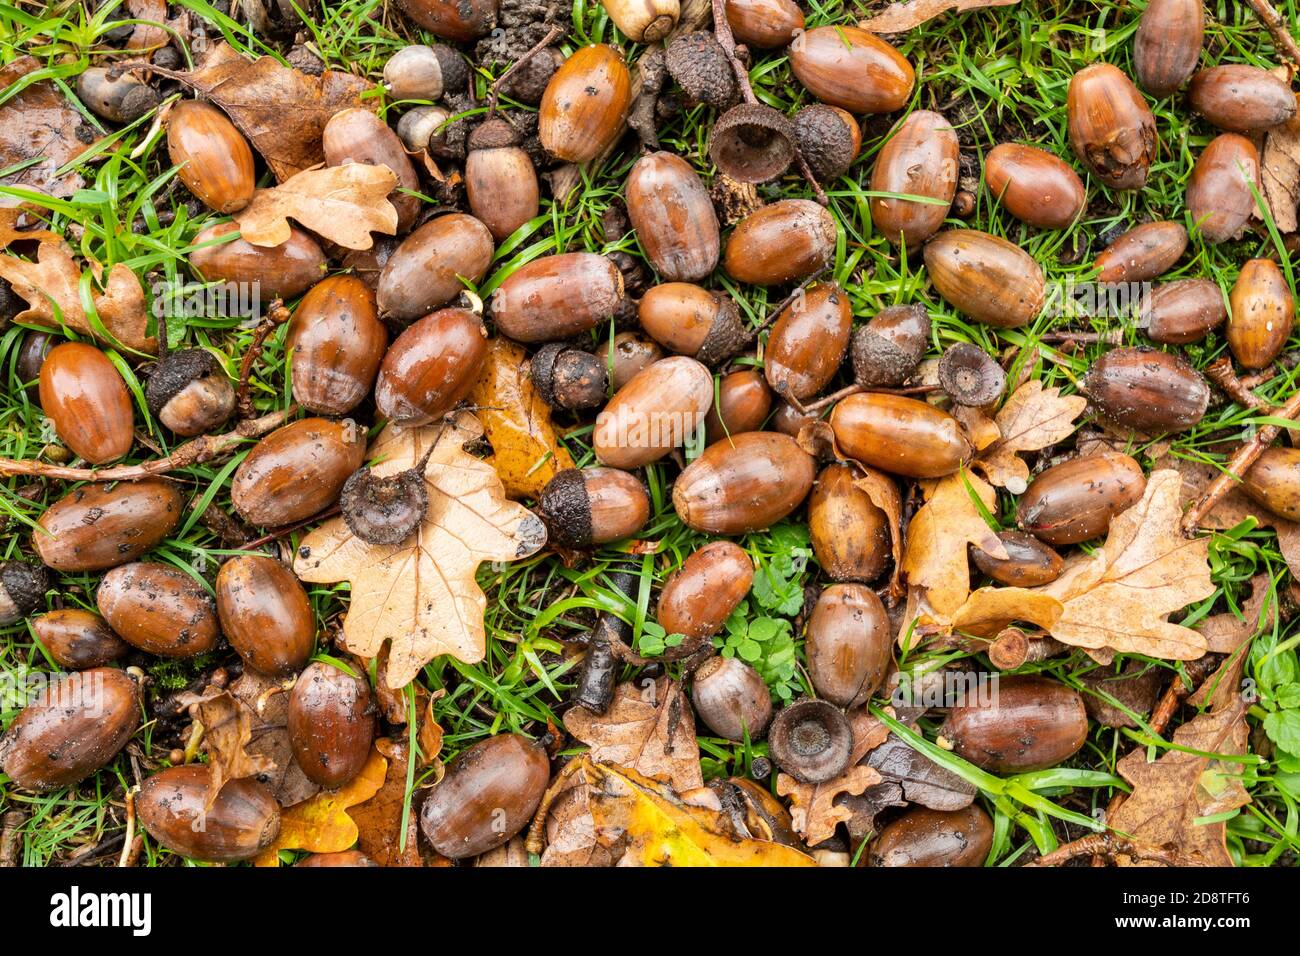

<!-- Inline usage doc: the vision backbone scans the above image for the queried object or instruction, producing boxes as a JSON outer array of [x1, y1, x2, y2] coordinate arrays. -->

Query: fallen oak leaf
[[972, 380, 1088, 493], [232, 163, 399, 251], [0, 57, 102, 201], [949, 584, 1063, 638], [174, 687, 275, 808], [859, 0, 1019, 32], [349, 738, 426, 867], [0, 208, 61, 249], [1262, 90, 1300, 233], [227, 669, 319, 807]]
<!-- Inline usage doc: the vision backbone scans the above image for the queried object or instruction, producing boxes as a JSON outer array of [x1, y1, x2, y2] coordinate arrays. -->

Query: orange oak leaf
[[232, 163, 398, 250], [972, 380, 1088, 492]]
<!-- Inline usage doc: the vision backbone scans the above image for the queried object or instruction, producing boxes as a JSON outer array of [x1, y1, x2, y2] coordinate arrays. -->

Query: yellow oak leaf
[[254, 749, 387, 866], [949, 585, 1064, 638], [233, 163, 398, 250], [973, 380, 1088, 492]]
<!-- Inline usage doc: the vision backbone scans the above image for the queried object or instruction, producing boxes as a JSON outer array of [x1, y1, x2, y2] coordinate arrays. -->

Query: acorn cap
[[793, 105, 858, 181], [695, 294, 753, 366], [708, 103, 796, 184], [146, 348, 222, 417], [768, 698, 853, 784], [665, 32, 738, 110], [851, 304, 930, 388], [529, 342, 567, 408], [339, 464, 430, 546], [468, 116, 523, 152], [538, 468, 591, 549], [431, 44, 469, 95], [938, 342, 1005, 407], [0, 560, 49, 623]]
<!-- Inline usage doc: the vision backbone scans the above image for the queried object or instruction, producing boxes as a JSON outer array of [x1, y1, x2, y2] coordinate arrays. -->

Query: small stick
[[1204, 356, 1264, 410], [524, 757, 587, 856], [117, 789, 137, 869], [1036, 330, 1124, 346], [799, 382, 941, 414], [1243, 0, 1300, 76], [237, 299, 291, 419], [240, 504, 341, 550], [487, 24, 563, 115], [1148, 656, 1219, 737], [1029, 832, 1192, 868]]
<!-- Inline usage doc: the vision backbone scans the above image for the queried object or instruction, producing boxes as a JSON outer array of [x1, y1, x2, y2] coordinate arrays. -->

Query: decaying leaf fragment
[[232, 163, 399, 251], [349, 738, 425, 867], [972, 380, 1088, 492], [0, 57, 101, 202], [1261, 90, 1300, 234], [859, 0, 1020, 32], [0, 209, 60, 250], [174, 686, 274, 808], [227, 669, 319, 807]]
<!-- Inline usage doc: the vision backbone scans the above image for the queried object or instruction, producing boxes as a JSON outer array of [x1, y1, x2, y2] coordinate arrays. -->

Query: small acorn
[[638, 283, 750, 365], [1066, 63, 1157, 190], [339, 454, 432, 546], [166, 100, 256, 214], [33, 479, 183, 572], [465, 118, 540, 242], [383, 44, 467, 101], [765, 282, 853, 401], [938, 342, 1005, 407], [396, 104, 452, 153], [1186, 133, 1260, 245], [792, 105, 862, 181], [539, 45, 632, 163], [146, 348, 236, 437], [31, 610, 129, 670], [393, 0, 497, 41], [605, 332, 665, 390], [851, 304, 931, 388], [137, 766, 280, 863], [190, 221, 326, 302], [0, 560, 49, 625], [285, 275, 388, 417], [708, 102, 797, 184], [768, 698, 853, 784], [1228, 259, 1294, 371], [705, 369, 773, 441], [76, 66, 160, 123], [538, 467, 650, 548], [789, 26, 914, 115], [1095, 221, 1188, 284], [725, 0, 804, 48], [530, 343, 608, 412], [691, 656, 773, 741], [1242, 447, 1300, 523], [374, 307, 489, 425], [939, 675, 1087, 773], [970, 530, 1064, 586], [601, 0, 679, 43], [983, 143, 1086, 229], [665, 31, 738, 110], [867, 805, 994, 868], [15, 330, 52, 405]]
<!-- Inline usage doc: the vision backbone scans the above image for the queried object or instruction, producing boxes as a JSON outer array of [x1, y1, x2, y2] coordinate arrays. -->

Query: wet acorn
[[805, 584, 892, 708], [1186, 134, 1260, 244], [1228, 259, 1294, 371], [1133, 0, 1203, 98], [765, 282, 852, 401], [420, 733, 550, 859], [492, 253, 625, 343], [626, 152, 720, 282], [231, 418, 367, 527], [1242, 447, 1300, 523], [383, 43, 466, 101], [1095, 220, 1188, 284], [1016, 452, 1146, 545], [216, 554, 315, 677], [16, 330, 52, 405], [984, 143, 1086, 229], [923, 230, 1046, 329], [829, 393, 972, 479], [166, 100, 256, 214], [76, 67, 160, 123], [725, 0, 803, 47], [296, 850, 378, 867], [38, 342, 134, 464], [531, 343, 608, 412], [465, 118, 540, 242], [594, 356, 713, 468], [970, 530, 1064, 586], [396, 104, 452, 153], [793, 105, 862, 181], [0, 561, 48, 625], [374, 307, 488, 424], [724, 200, 837, 286], [705, 369, 772, 441], [601, 0, 679, 43], [606, 332, 665, 390], [691, 656, 772, 741], [808, 463, 892, 584], [288, 661, 375, 788], [146, 348, 236, 437], [323, 107, 423, 232], [1141, 279, 1227, 345], [666, 32, 738, 110], [33, 479, 183, 572], [772, 401, 817, 438], [137, 766, 280, 863], [377, 213, 494, 321], [870, 111, 960, 248], [538, 467, 650, 548], [673, 432, 816, 534], [1189, 65, 1296, 133], [539, 45, 632, 163], [788, 26, 914, 115], [708, 102, 796, 183], [1067, 63, 1157, 190], [866, 805, 994, 867], [851, 304, 930, 387], [32, 610, 129, 670], [285, 275, 388, 416], [638, 283, 749, 365], [0, 668, 139, 791], [191, 221, 326, 301], [938, 343, 1005, 407], [393, 0, 496, 41], [97, 562, 219, 658], [657, 541, 754, 642], [939, 675, 1087, 773], [1081, 347, 1210, 433], [768, 698, 853, 784]]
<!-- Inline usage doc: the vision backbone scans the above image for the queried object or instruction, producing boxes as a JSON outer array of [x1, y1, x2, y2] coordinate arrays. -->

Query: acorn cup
[[665, 32, 739, 110], [601, 0, 679, 43], [708, 102, 796, 184], [938, 342, 1005, 407], [792, 105, 861, 181], [1066, 63, 1157, 190]]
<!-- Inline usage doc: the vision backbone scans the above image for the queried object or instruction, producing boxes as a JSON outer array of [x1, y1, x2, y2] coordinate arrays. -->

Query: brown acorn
[[97, 562, 220, 658], [870, 110, 960, 248], [296, 850, 379, 867], [638, 283, 749, 365], [539, 45, 632, 163], [376, 213, 495, 321], [605, 332, 665, 390], [657, 541, 754, 643], [396, 104, 453, 153], [829, 393, 971, 479], [593, 356, 713, 469], [788, 26, 914, 115], [33, 479, 183, 572], [626, 152, 720, 282], [137, 766, 280, 863], [76, 67, 160, 123], [808, 462, 892, 584], [146, 348, 236, 437], [867, 805, 994, 867], [32, 610, 129, 670], [1186, 133, 1260, 244], [764, 282, 852, 401], [1189, 65, 1296, 133], [382, 43, 466, 101], [1140, 279, 1227, 345], [216, 554, 316, 677], [984, 143, 1086, 229], [323, 107, 422, 232], [1016, 452, 1146, 545], [166, 100, 256, 214], [970, 530, 1064, 586], [691, 656, 772, 741], [1081, 346, 1209, 433], [601, 0, 679, 42], [531, 343, 608, 412], [924, 230, 1046, 328], [374, 307, 488, 424], [771, 400, 818, 438], [288, 661, 375, 788], [939, 675, 1087, 773], [231, 418, 367, 527], [724, 200, 836, 286], [708, 103, 796, 184], [191, 221, 326, 301], [492, 253, 625, 343], [705, 369, 773, 441], [938, 342, 1005, 407], [1066, 63, 1157, 190], [805, 584, 892, 708], [792, 105, 862, 181], [725, 0, 803, 48], [1228, 259, 1295, 371], [851, 304, 931, 387], [393, 0, 496, 41], [537, 467, 650, 548], [673, 432, 816, 534], [38, 343, 134, 464], [1095, 220, 1188, 284], [16, 330, 53, 406], [285, 275, 388, 416], [1133, 0, 1203, 98], [1242, 447, 1300, 523], [465, 119, 540, 242]]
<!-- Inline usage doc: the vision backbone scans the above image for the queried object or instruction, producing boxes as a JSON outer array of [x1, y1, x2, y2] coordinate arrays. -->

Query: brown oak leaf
[[232, 163, 398, 250], [0, 57, 101, 202], [1262, 90, 1300, 233], [228, 669, 320, 807], [349, 738, 425, 867], [854, 467, 905, 602], [859, 0, 1019, 32], [0, 208, 60, 250], [179, 687, 275, 807], [971, 380, 1088, 492]]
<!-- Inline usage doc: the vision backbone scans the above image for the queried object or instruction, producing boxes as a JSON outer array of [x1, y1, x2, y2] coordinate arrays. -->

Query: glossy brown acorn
[[296, 850, 379, 867], [1189, 65, 1296, 133], [1067, 63, 1157, 190], [940, 675, 1087, 773], [419, 733, 550, 858], [601, 0, 679, 42], [393, 0, 496, 42], [539, 45, 632, 163], [374, 307, 488, 425], [1242, 447, 1300, 523], [808, 462, 892, 584], [1016, 452, 1146, 545], [33, 479, 183, 572], [137, 766, 280, 863], [38, 343, 134, 465], [984, 144, 1086, 229], [725, 0, 803, 48], [492, 253, 625, 343], [870, 111, 960, 248], [465, 118, 540, 242], [852, 303, 931, 387], [970, 530, 1064, 586], [829, 393, 972, 479], [97, 562, 219, 657], [705, 369, 772, 441], [866, 805, 994, 868], [593, 356, 714, 469], [657, 541, 754, 641], [626, 152, 720, 282], [216, 554, 316, 677], [673, 432, 815, 534], [606, 332, 664, 390], [288, 661, 375, 788], [771, 401, 817, 438], [805, 584, 892, 708], [691, 656, 772, 741], [537, 467, 650, 548], [376, 214, 495, 321], [1141, 279, 1227, 344], [638, 283, 748, 365], [191, 221, 326, 301], [0, 668, 139, 791], [32, 610, 129, 670], [1186, 133, 1259, 244], [924, 230, 1046, 328], [724, 200, 836, 286], [788, 26, 914, 114], [231, 418, 367, 527], [285, 275, 388, 416], [1228, 259, 1294, 371], [166, 100, 255, 214], [323, 107, 422, 232], [1095, 221, 1188, 284], [1081, 346, 1210, 433], [1133, 0, 1203, 98], [764, 283, 852, 401]]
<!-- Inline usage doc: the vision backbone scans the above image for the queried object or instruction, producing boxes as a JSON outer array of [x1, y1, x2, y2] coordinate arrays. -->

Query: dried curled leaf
[[254, 749, 387, 866], [233, 164, 398, 250], [859, 0, 1019, 32], [227, 670, 319, 807], [973, 380, 1088, 492], [854, 467, 904, 602], [174, 686, 274, 807], [0, 208, 60, 250], [349, 738, 426, 867]]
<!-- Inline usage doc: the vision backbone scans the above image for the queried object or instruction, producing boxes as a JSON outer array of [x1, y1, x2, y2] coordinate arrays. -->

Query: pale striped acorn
[[1133, 0, 1203, 98], [285, 275, 388, 416], [870, 110, 959, 248], [672, 431, 815, 534], [465, 119, 540, 242], [601, 0, 679, 42], [166, 100, 255, 214], [1095, 220, 1188, 284], [1228, 259, 1295, 370], [924, 230, 1045, 328], [764, 282, 852, 401], [724, 0, 803, 48], [808, 462, 892, 584], [705, 369, 772, 442], [626, 152, 719, 282], [191, 221, 326, 302], [1081, 346, 1209, 433], [1017, 452, 1146, 545], [323, 107, 422, 232], [33, 479, 183, 572], [97, 562, 220, 658], [691, 656, 772, 741], [38, 343, 134, 465], [829, 393, 971, 479], [1242, 447, 1300, 523], [382, 44, 466, 101], [1140, 279, 1227, 344], [231, 418, 367, 527], [638, 283, 749, 365], [374, 307, 488, 425], [984, 143, 1086, 229], [77, 67, 160, 123], [1189, 65, 1296, 133], [1187, 133, 1259, 244], [1067, 63, 1157, 190], [805, 583, 891, 707], [539, 45, 632, 164], [393, 0, 497, 42], [724, 199, 836, 286], [377, 213, 495, 321], [537, 467, 650, 548], [593, 357, 713, 469], [492, 253, 625, 343], [788, 26, 914, 115]]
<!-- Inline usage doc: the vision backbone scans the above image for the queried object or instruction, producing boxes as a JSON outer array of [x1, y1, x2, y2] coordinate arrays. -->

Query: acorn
[[1133, 0, 1203, 98], [97, 562, 220, 658], [765, 282, 852, 401], [594, 356, 713, 469], [76, 66, 160, 123], [866, 805, 993, 868], [939, 675, 1087, 773], [230, 418, 367, 527], [539, 45, 632, 163], [15, 330, 52, 405], [638, 283, 750, 365], [285, 275, 388, 416], [33, 479, 183, 572], [382, 43, 466, 101], [673, 432, 816, 534], [808, 462, 892, 584], [538, 467, 650, 548], [1242, 447, 1300, 523], [705, 369, 773, 441], [1066, 63, 1157, 190], [805, 584, 891, 708], [216, 554, 315, 677], [1095, 220, 1188, 284], [691, 656, 772, 741], [166, 100, 256, 214], [605, 332, 665, 390], [288, 661, 375, 788], [393, 0, 496, 41], [970, 530, 1064, 586], [137, 766, 280, 863], [657, 541, 754, 643], [377, 213, 495, 322], [984, 143, 1086, 229], [851, 303, 930, 388], [338, 453, 432, 547], [870, 110, 960, 248], [829, 393, 972, 479], [724, 200, 837, 286], [1140, 279, 1227, 345], [1189, 65, 1296, 133], [665, 31, 738, 110], [0, 560, 49, 625], [0, 668, 139, 791], [419, 733, 550, 859], [772, 401, 817, 438], [708, 103, 796, 184], [792, 105, 862, 181], [602, 0, 679, 43], [191, 221, 326, 301], [396, 104, 452, 153], [374, 307, 488, 425], [626, 152, 720, 282], [1016, 452, 1146, 545], [1081, 346, 1209, 433], [530, 343, 608, 412], [1228, 259, 1294, 371], [938, 342, 1005, 407], [725, 0, 804, 48], [768, 698, 853, 784], [492, 253, 625, 343], [38, 342, 134, 464], [1187, 133, 1260, 245], [145, 348, 236, 437], [465, 118, 540, 242], [788, 26, 914, 115], [323, 107, 423, 232], [31, 609, 128, 671], [923, 230, 1046, 329]]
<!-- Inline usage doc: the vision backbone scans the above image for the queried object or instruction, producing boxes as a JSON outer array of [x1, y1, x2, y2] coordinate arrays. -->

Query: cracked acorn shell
[[33, 479, 183, 572], [829, 393, 972, 479], [983, 143, 1086, 229], [923, 230, 1045, 328], [231, 418, 367, 527], [1081, 346, 1210, 433], [166, 100, 255, 214], [602, 0, 679, 43], [286, 275, 388, 417], [939, 675, 1087, 773], [764, 282, 852, 401], [492, 252, 625, 343], [788, 26, 914, 114], [138, 766, 280, 863], [1189, 65, 1297, 133], [1141, 279, 1227, 345], [869, 110, 959, 248], [851, 303, 930, 387], [539, 44, 632, 163], [1242, 447, 1300, 523], [673, 431, 816, 534], [638, 282, 749, 364], [375, 307, 489, 425], [1016, 452, 1146, 546], [725, 0, 804, 49], [538, 467, 650, 548], [393, 0, 496, 42], [32, 610, 129, 671], [288, 660, 375, 788], [805, 583, 891, 708], [38, 342, 134, 465], [1066, 63, 1157, 190], [377, 213, 495, 321], [708, 102, 796, 184], [1133, 0, 1203, 98], [97, 562, 220, 658], [1228, 259, 1295, 371], [808, 462, 892, 584], [1095, 220, 1188, 284], [724, 199, 837, 286], [626, 152, 719, 281], [323, 107, 422, 232], [191, 221, 326, 302], [594, 356, 714, 469], [216, 554, 315, 678], [656, 541, 754, 642], [1186, 133, 1260, 244]]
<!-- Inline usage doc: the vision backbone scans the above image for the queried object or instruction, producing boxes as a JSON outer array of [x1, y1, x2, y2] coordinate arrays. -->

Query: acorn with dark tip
[[146, 348, 236, 437], [638, 283, 750, 365], [32, 610, 129, 670], [538, 467, 650, 548], [851, 304, 930, 387], [530, 343, 609, 412]]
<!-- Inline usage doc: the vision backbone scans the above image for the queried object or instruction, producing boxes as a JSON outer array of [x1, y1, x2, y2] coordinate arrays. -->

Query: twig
[[237, 299, 291, 419], [117, 789, 137, 869], [798, 382, 940, 414], [1029, 832, 1193, 867], [524, 757, 586, 856], [1244, 0, 1300, 76], [1148, 656, 1219, 737], [487, 24, 563, 115], [1204, 356, 1264, 410], [240, 504, 341, 549], [1037, 330, 1124, 346]]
